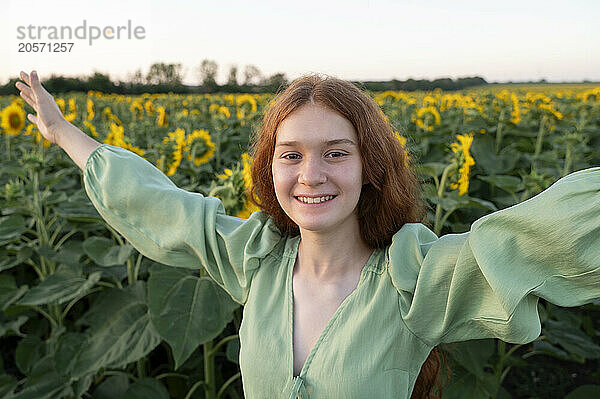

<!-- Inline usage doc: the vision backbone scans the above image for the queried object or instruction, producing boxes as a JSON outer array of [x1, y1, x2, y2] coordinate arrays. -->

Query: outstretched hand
[[15, 70, 67, 145]]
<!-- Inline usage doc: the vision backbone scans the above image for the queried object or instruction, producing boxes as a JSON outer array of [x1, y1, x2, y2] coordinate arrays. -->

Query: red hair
[[248, 73, 450, 398]]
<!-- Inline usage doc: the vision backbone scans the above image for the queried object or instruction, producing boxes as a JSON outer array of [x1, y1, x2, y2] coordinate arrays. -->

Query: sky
[[2, 0, 599, 85]]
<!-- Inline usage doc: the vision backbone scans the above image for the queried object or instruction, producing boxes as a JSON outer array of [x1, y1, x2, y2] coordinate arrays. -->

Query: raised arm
[[388, 167, 600, 346], [17, 70, 284, 305], [15, 70, 100, 170]]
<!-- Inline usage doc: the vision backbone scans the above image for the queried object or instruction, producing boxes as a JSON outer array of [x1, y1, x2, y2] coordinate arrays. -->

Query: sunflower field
[[1, 85, 600, 398]]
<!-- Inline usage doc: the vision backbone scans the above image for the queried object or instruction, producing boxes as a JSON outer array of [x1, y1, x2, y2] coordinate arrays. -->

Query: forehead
[[275, 103, 357, 147]]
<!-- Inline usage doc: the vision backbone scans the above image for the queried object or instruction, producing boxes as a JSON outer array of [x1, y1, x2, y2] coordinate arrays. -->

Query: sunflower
[[156, 106, 167, 126], [394, 131, 410, 167], [448, 133, 476, 196], [102, 107, 122, 125], [240, 153, 253, 187], [211, 161, 252, 218], [1, 103, 26, 136], [422, 95, 437, 107], [130, 100, 144, 120], [378, 108, 390, 124], [373, 91, 402, 106], [25, 124, 51, 147], [223, 94, 235, 106], [440, 93, 461, 111], [104, 123, 145, 157], [64, 98, 77, 122], [412, 106, 441, 131], [104, 122, 124, 146], [55, 98, 66, 114], [144, 100, 154, 116], [156, 128, 186, 176], [209, 103, 231, 119], [219, 106, 231, 119], [236, 94, 258, 112], [537, 102, 563, 121], [494, 90, 521, 125], [217, 168, 234, 180], [236, 94, 258, 120], [210, 152, 260, 219], [86, 99, 95, 120], [237, 152, 260, 218], [510, 93, 521, 124], [83, 120, 99, 137], [581, 88, 600, 102], [526, 92, 552, 107], [237, 196, 260, 219], [185, 129, 215, 166]]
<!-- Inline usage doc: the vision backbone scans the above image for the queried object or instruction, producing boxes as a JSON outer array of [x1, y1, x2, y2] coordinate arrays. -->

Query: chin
[[294, 217, 339, 233]]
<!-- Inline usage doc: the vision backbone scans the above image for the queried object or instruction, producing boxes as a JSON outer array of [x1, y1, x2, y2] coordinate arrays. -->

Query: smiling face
[[271, 103, 365, 235]]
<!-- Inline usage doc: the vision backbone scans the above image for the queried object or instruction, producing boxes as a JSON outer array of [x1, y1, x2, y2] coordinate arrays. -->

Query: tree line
[[0, 61, 489, 95]]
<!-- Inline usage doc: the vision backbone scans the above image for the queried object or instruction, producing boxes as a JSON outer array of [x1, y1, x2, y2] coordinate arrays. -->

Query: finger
[[15, 81, 30, 93], [20, 71, 31, 86], [20, 90, 34, 104], [30, 70, 42, 90], [27, 114, 39, 125], [16, 82, 34, 98], [20, 91, 38, 111]]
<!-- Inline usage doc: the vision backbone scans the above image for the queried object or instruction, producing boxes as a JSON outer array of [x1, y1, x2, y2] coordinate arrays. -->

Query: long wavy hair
[[247, 73, 450, 398]]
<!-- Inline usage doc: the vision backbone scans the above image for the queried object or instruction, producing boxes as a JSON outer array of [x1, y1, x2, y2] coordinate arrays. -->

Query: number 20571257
[[18, 42, 74, 52]]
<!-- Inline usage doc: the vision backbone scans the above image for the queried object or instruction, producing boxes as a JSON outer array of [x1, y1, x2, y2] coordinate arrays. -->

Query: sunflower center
[[191, 138, 208, 157], [10, 114, 21, 129]]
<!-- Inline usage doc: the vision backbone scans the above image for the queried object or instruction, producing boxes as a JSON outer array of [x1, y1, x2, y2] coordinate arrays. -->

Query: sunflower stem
[[495, 109, 505, 155], [563, 141, 573, 177], [532, 115, 548, 171], [203, 341, 216, 399], [434, 164, 454, 236], [5, 134, 11, 161]]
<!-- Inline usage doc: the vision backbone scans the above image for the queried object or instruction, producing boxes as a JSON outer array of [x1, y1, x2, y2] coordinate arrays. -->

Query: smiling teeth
[[297, 195, 335, 204]]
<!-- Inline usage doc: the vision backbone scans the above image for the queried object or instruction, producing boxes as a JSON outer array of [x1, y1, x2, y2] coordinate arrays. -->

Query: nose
[[298, 156, 327, 186]]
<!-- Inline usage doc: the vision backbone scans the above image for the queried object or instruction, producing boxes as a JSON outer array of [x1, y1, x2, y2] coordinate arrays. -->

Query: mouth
[[294, 195, 337, 205]]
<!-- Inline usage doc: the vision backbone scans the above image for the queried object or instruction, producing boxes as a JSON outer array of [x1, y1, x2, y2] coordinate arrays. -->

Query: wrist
[[53, 119, 73, 147]]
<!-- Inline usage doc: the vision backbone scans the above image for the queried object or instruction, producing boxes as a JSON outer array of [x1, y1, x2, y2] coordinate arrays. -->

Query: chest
[[237, 245, 423, 398], [292, 274, 359, 377]]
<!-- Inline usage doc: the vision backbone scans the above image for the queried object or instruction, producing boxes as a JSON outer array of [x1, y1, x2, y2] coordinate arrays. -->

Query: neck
[[296, 218, 374, 284]]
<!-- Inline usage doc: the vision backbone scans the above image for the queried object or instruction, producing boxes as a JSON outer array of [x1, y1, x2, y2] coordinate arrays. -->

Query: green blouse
[[83, 144, 600, 399]]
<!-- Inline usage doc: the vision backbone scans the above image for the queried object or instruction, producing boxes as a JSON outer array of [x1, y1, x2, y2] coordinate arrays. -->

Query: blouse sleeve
[[83, 144, 283, 305], [388, 167, 600, 347]]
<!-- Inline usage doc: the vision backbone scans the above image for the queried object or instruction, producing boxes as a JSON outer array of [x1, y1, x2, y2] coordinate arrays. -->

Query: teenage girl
[[15, 70, 600, 398]]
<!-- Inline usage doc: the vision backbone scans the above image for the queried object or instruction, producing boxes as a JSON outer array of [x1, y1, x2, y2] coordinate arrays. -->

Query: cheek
[[336, 165, 362, 185], [344, 167, 365, 198], [271, 167, 292, 197]]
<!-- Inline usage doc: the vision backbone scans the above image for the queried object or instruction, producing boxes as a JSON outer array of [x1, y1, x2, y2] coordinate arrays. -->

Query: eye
[[281, 152, 346, 160]]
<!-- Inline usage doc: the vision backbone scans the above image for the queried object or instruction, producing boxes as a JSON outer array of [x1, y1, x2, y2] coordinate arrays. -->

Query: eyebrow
[[275, 139, 356, 148]]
